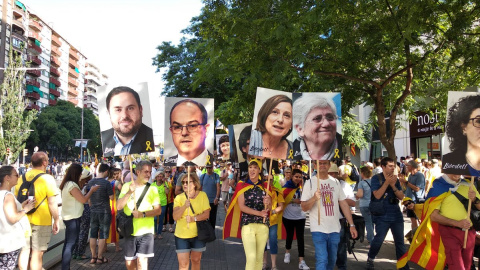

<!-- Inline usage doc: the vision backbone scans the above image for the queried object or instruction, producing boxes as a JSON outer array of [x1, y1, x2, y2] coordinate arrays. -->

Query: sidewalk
[[51, 207, 423, 269]]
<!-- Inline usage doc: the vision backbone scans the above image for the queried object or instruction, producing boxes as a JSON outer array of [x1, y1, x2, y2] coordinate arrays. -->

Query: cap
[[80, 168, 92, 180], [248, 158, 262, 170], [402, 197, 414, 204], [206, 164, 213, 168], [415, 158, 421, 163], [365, 162, 374, 168], [328, 163, 339, 173], [432, 159, 438, 164], [226, 161, 232, 165]]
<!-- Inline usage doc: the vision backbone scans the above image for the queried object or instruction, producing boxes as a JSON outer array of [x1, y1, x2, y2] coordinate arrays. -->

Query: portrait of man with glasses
[[164, 98, 214, 167]]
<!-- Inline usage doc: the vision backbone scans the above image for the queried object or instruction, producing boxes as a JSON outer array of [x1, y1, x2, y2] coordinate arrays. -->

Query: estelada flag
[[277, 184, 301, 240], [397, 192, 449, 270], [223, 180, 272, 239]]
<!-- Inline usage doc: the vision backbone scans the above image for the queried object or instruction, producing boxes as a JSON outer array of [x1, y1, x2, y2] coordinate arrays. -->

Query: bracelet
[[349, 224, 355, 227]]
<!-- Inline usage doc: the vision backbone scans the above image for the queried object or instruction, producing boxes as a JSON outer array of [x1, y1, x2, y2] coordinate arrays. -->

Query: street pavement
[[51, 203, 424, 270]]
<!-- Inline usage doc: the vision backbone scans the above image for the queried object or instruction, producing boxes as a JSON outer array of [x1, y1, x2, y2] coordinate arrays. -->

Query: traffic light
[[23, 149, 28, 156]]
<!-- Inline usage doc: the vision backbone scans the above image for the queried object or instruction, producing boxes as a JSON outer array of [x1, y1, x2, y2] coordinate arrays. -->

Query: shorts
[[124, 233, 154, 261], [175, 236, 206, 253], [221, 191, 229, 202], [23, 225, 51, 251], [406, 208, 417, 218], [89, 212, 111, 239]]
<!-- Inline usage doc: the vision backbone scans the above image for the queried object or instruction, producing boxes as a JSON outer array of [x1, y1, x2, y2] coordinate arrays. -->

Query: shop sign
[[410, 110, 443, 137]]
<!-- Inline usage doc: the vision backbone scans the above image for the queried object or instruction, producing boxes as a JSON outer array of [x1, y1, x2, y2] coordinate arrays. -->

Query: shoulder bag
[[117, 183, 151, 238], [369, 175, 386, 216], [185, 193, 216, 242], [452, 191, 480, 231]]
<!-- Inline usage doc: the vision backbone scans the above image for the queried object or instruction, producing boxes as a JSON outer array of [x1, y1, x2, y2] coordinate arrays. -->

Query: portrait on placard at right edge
[[292, 92, 343, 161], [442, 92, 480, 177]]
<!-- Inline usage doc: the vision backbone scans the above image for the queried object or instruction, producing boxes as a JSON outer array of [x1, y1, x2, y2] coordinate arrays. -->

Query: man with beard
[[101, 86, 154, 157]]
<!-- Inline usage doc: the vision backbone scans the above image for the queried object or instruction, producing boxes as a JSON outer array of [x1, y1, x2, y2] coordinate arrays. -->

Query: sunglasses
[[404, 201, 413, 206], [165, 171, 171, 173], [181, 181, 190, 185]]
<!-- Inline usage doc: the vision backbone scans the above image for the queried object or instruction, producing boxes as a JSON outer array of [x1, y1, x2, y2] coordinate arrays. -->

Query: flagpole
[[264, 158, 273, 224], [317, 160, 321, 225], [464, 177, 475, 248], [187, 167, 190, 229], [129, 155, 136, 211]]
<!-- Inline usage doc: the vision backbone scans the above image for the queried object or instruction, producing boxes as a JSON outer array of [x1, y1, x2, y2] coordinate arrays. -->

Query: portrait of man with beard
[[100, 86, 154, 157]]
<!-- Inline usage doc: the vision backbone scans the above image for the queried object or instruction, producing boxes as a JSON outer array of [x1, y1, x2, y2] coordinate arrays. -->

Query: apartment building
[[0, 0, 107, 113], [85, 61, 108, 116]]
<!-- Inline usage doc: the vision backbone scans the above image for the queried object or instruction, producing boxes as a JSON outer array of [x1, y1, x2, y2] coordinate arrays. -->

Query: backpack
[[348, 163, 360, 184], [17, 173, 47, 214]]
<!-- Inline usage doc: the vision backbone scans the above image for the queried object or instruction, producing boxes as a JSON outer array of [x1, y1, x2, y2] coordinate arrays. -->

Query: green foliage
[[342, 114, 369, 150], [0, 48, 37, 163], [26, 100, 101, 161]]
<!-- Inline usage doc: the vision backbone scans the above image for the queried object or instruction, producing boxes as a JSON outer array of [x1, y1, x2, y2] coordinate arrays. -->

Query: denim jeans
[[312, 231, 340, 270], [360, 207, 374, 243], [154, 205, 167, 235], [266, 224, 278, 254], [62, 218, 81, 270], [368, 219, 409, 269], [336, 223, 347, 270]]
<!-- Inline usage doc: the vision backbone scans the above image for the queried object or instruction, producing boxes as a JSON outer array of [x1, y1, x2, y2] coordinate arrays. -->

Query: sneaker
[[284, 253, 291, 264], [366, 259, 375, 270], [299, 260, 310, 270]]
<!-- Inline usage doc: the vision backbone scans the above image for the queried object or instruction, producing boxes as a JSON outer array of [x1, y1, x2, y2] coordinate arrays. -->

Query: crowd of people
[[1, 151, 480, 270]]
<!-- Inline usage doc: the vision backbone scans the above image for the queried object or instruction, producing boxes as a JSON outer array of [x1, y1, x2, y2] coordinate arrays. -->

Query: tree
[[26, 100, 101, 161], [0, 47, 37, 163], [158, 0, 480, 158]]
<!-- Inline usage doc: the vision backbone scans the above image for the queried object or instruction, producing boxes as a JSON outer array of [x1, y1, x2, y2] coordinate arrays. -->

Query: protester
[[152, 171, 168, 239], [72, 169, 94, 260], [87, 164, 113, 264], [356, 166, 374, 244], [300, 160, 357, 270], [0, 166, 35, 270], [263, 174, 285, 270], [106, 167, 122, 251], [281, 169, 309, 269], [366, 157, 408, 270], [220, 162, 232, 212], [117, 160, 161, 270], [199, 164, 220, 228], [372, 158, 382, 176], [173, 173, 211, 270], [59, 164, 99, 270], [280, 167, 292, 188], [16, 152, 60, 270], [400, 160, 425, 230]]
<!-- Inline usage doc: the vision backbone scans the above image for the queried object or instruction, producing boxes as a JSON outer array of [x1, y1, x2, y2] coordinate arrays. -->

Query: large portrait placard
[[163, 97, 214, 167], [98, 83, 155, 157]]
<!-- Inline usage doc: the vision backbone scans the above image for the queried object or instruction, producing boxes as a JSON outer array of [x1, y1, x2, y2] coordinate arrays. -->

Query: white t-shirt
[[301, 175, 346, 233]]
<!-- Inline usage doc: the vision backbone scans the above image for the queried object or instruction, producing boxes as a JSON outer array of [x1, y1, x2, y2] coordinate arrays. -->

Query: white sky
[[26, 0, 203, 96]]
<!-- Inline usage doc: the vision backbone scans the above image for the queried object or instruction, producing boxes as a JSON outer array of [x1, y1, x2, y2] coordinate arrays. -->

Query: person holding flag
[[222, 158, 272, 270]]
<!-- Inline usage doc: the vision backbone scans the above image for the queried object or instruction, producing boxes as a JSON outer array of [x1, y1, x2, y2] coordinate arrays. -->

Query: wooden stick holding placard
[[464, 177, 475, 248], [187, 166, 190, 229], [317, 160, 321, 225], [129, 155, 137, 211], [263, 158, 274, 224]]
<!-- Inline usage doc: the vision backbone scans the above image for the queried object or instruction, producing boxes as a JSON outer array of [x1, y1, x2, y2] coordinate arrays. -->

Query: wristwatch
[[194, 216, 197, 222], [272, 209, 276, 215], [350, 224, 356, 227], [143, 212, 146, 218]]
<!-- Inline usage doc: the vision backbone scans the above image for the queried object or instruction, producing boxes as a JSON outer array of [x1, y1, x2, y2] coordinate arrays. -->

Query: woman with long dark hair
[[60, 164, 99, 270]]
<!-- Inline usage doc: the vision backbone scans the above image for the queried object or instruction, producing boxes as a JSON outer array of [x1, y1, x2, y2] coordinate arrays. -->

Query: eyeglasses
[[470, 117, 480, 128], [404, 201, 413, 206], [309, 113, 337, 124], [170, 123, 206, 134], [165, 171, 171, 173], [181, 181, 190, 185]]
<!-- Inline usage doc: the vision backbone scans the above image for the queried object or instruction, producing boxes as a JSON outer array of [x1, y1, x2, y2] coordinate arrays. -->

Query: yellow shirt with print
[[173, 191, 211, 239], [15, 169, 58, 226], [438, 182, 480, 225], [119, 182, 160, 236], [269, 188, 285, 226]]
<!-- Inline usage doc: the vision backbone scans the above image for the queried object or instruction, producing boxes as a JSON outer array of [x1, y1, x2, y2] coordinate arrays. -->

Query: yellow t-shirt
[[173, 191, 211, 239], [438, 182, 480, 225], [343, 165, 355, 186], [15, 169, 58, 226], [119, 182, 160, 236], [269, 189, 285, 226]]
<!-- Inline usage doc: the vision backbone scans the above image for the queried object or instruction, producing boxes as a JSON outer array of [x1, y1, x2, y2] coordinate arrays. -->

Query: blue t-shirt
[[200, 173, 220, 203], [405, 172, 425, 202], [370, 173, 404, 222], [357, 179, 372, 208]]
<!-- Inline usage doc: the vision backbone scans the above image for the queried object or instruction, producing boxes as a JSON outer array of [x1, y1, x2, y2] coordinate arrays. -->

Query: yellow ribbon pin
[[288, 149, 293, 159], [334, 149, 340, 159], [206, 155, 211, 165], [145, 141, 153, 151]]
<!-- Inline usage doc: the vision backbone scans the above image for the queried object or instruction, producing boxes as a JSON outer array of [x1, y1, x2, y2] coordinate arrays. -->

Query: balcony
[[26, 69, 40, 77], [51, 46, 62, 57], [12, 18, 25, 33], [26, 104, 40, 111], [85, 74, 101, 86], [51, 35, 62, 47], [27, 56, 41, 66], [26, 79, 40, 88], [28, 32, 42, 42], [49, 77, 61, 87], [29, 20, 42, 31], [69, 98, 78, 106], [25, 92, 40, 100], [68, 78, 78, 88], [68, 87, 78, 96], [48, 99, 57, 106], [69, 58, 78, 69], [50, 67, 60, 77], [13, 4, 25, 17], [69, 68, 79, 78], [50, 56, 61, 67], [85, 83, 98, 91], [50, 88, 60, 97], [27, 43, 42, 55], [69, 49, 79, 61]]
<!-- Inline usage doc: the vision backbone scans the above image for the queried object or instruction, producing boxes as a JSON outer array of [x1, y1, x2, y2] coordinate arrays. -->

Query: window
[[12, 37, 23, 48], [41, 70, 49, 77], [39, 79, 48, 88], [39, 56, 50, 67]]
